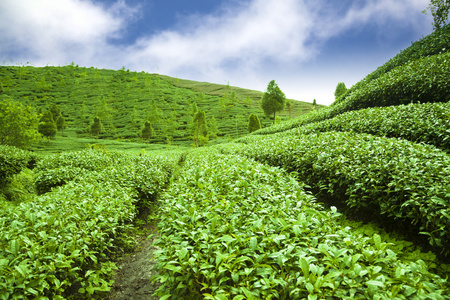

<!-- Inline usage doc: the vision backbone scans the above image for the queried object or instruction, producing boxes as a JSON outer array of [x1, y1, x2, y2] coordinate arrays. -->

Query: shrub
[[0, 151, 175, 298], [34, 166, 87, 195], [0, 145, 32, 186], [234, 132, 450, 256], [335, 23, 450, 105], [286, 102, 450, 152], [152, 148, 448, 299]]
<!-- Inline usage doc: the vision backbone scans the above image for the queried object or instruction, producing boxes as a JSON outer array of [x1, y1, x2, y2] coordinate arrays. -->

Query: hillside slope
[[0, 65, 319, 147]]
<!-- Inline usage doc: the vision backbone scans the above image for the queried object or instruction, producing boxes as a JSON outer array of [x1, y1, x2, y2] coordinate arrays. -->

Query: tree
[[0, 97, 41, 149], [312, 99, 317, 110], [192, 110, 208, 147], [334, 82, 348, 100], [261, 80, 286, 124], [56, 115, 66, 135], [423, 0, 450, 30], [50, 104, 61, 121], [248, 114, 261, 133], [208, 116, 219, 139], [91, 116, 102, 137], [141, 121, 154, 141], [38, 111, 57, 139]]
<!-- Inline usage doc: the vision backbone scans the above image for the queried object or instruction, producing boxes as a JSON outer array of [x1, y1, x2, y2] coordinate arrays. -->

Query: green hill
[[0, 65, 321, 151]]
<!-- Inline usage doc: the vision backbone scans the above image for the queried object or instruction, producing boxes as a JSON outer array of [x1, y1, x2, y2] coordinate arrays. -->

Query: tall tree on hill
[[38, 111, 57, 140], [192, 110, 208, 147], [56, 115, 66, 135], [248, 114, 262, 133], [141, 121, 154, 142], [423, 0, 450, 29], [334, 82, 348, 101], [50, 104, 61, 121], [91, 116, 102, 137], [261, 80, 286, 124], [0, 97, 41, 148], [208, 116, 219, 139]]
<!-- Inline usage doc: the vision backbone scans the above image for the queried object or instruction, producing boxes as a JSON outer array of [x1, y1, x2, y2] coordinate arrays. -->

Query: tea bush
[[285, 102, 450, 152], [233, 132, 450, 256], [152, 148, 448, 299], [0, 151, 175, 299], [337, 52, 450, 112], [34, 166, 87, 195], [0, 145, 33, 186], [252, 52, 450, 137], [335, 23, 450, 104]]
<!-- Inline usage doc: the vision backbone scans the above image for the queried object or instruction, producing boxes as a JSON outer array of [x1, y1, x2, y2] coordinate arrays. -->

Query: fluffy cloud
[[0, 0, 125, 64], [0, 0, 432, 103]]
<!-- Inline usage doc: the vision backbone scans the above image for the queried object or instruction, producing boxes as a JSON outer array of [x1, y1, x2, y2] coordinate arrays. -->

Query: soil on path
[[106, 225, 161, 300]]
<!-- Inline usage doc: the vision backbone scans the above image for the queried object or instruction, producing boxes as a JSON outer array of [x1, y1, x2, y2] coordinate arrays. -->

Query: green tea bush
[[234, 132, 450, 256], [34, 166, 87, 195], [285, 102, 450, 151], [152, 148, 448, 299], [253, 52, 450, 137], [0, 178, 135, 299], [338, 52, 450, 112], [1, 168, 36, 202], [0, 151, 175, 299], [0, 145, 32, 186], [335, 23, 450, 105], [35, 149, 116, 172]]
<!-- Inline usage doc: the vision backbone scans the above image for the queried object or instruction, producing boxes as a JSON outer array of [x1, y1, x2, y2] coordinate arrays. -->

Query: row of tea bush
[[0, 147, 176, 299], [229, 132, 450, 257], [152, 147, 448, 299]]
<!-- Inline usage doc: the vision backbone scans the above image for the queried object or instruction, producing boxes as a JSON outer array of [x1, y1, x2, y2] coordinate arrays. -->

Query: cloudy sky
[[0, 0, 433, 105]]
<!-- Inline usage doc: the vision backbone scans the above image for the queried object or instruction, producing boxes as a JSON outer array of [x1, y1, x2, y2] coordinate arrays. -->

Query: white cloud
[[0, 0, 432, 104], [0, 0, 125, 64]]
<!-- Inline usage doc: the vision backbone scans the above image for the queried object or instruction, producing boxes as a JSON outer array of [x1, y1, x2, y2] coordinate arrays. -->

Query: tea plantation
[[1, 24, 450, 299]]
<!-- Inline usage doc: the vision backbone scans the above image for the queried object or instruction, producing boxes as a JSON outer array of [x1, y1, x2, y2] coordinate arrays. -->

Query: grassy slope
[[0, 65, 320, 153]]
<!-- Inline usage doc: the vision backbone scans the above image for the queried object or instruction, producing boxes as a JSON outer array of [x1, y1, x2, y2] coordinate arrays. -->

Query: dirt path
[[106, 225, 161, 300]]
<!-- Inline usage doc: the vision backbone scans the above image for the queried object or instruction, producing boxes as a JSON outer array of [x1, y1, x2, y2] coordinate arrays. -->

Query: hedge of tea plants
[[336, 23, 450, 104], [0, 149, 175, 299], [0, 145, 34, 186], [152, 148, 448, 299], [231, 132, 450, 256], [284, 102, 450, 152], [253, 52, 450, 137]]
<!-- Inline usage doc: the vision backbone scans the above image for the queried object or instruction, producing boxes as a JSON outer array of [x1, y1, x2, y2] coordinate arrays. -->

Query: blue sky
[[0, 0, 433, 105]]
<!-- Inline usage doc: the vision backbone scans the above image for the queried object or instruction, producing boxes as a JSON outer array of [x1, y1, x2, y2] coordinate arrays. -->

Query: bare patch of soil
[[106, 225, 161, 300]]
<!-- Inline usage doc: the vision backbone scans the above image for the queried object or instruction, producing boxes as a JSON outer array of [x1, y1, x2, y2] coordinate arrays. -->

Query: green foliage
[[56, 115, 66, 134], [336, 24, 450, 105], [233, 132, 450, 256], [38, 110, 57, 139], [0, 150, 175, 298], [338, 52, 450, 112], [261, 80, 286, 124], [91, 116, 102, 137], [285, 102, 450, 152], [141, 121, 154, 141], [0, 97, 41, 149], [0, 145, 33, 187], [424, 0, 450, 29], [0, 66, 318, 148], [334, 82, 348, 100], [1, 168, 36, 202], [207, 116, 219, 139], [192, 110, 208, 147], [247, 113, 261, 133], [34, 166, 87, 195], [50, 104, 61, 122], [152, 148, 448, 299]]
